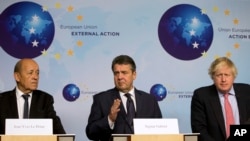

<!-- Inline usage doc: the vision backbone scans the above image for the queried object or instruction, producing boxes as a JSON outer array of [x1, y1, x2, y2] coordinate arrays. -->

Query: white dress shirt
[[15, 87, 32, 119]]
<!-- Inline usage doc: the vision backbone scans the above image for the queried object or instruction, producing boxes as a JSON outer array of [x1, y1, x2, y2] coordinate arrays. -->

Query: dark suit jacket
[[86, 87, 162, 141], [0, 89, 66, 134], [191, 83, 250, 141]]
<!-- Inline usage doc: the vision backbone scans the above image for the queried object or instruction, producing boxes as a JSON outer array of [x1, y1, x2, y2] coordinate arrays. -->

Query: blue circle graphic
[[0, 2, 55, 59], [150, 84, 167, 101], [158, 4, 213, 60], [63, 84, 80, 102]]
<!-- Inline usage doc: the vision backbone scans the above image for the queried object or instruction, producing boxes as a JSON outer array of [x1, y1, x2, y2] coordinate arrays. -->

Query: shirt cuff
[[108, 116, 115, 129]]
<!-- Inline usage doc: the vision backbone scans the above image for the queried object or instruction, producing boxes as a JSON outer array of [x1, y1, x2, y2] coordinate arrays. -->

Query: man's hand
[[109, 99, 121, 122]]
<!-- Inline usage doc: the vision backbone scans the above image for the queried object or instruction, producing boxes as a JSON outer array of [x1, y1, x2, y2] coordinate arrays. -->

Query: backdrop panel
[[1, 0, 250, 141]]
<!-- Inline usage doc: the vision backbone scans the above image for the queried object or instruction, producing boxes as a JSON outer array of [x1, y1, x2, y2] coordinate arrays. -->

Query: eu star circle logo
[[63, 84, 80, 102], [150, 84, 167, 101], [0, 1, 55, 59], [158, 4, 213, 60]]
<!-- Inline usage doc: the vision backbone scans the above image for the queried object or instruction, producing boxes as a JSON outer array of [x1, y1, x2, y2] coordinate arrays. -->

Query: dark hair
[[111, 55, 136, 72]]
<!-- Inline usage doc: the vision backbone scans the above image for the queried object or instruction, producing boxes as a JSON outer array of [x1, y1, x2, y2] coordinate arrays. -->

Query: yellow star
[[214, 55, 221, 60], [42, 6, 48, 12], [226, 52, 231, 58], [77, 40, 83, 47], [213, 6, 219, 12], [233, 18, 239, 25], [201, 51, 207, 57], [54, 53, 61, 60], [67, 5, 74, 12], [55, 2, 61, 9], [77, 15, 83, 21], [201, 9, 206, 14], [67, 49, 74, 56], [224, 9, 230, 16], [234, 43, 240, 49], [41, 49, 48, 56]]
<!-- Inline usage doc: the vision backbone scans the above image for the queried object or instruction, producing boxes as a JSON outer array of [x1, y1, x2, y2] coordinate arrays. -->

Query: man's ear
[[133, 71, 136, 80], [14, 72, 20, 82]]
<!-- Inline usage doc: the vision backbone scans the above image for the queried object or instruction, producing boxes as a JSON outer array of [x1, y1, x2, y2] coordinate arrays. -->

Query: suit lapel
[[237, 97, 246, 123], [29, 91, 36, 117], [9, 89, 19, 118], [134, 89, 142, 117], [234, 86, 247, 123], [209, 86, 226, 137]]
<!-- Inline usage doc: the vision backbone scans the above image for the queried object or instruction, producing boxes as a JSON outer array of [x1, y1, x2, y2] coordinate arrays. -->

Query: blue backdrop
[[1, 0, 250, 141]]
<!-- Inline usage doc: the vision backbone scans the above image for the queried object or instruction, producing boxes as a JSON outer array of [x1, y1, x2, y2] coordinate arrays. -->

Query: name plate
[[133, 118, 179, 134], [5, 119, 53, 135]]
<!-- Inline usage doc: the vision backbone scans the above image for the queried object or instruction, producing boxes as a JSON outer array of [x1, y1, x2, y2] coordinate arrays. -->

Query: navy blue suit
[[86, 88, 162, 141], [0, 89, 66, 134], [191, 83, 250, 141]]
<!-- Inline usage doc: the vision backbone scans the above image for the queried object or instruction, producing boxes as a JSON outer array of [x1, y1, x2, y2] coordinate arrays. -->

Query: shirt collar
[[120, 87, 135, 97], [218, 86, 235, 96], [15, 87, 32, 98]]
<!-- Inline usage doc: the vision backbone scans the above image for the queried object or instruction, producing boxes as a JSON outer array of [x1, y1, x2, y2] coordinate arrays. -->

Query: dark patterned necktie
[[22, 94, 30, 118], [125, 93, 136, 128]]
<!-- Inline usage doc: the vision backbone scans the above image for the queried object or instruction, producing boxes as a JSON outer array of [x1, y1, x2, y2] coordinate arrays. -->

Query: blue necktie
[[125, 93, 136, 128], [22, 94, 30, 118]]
